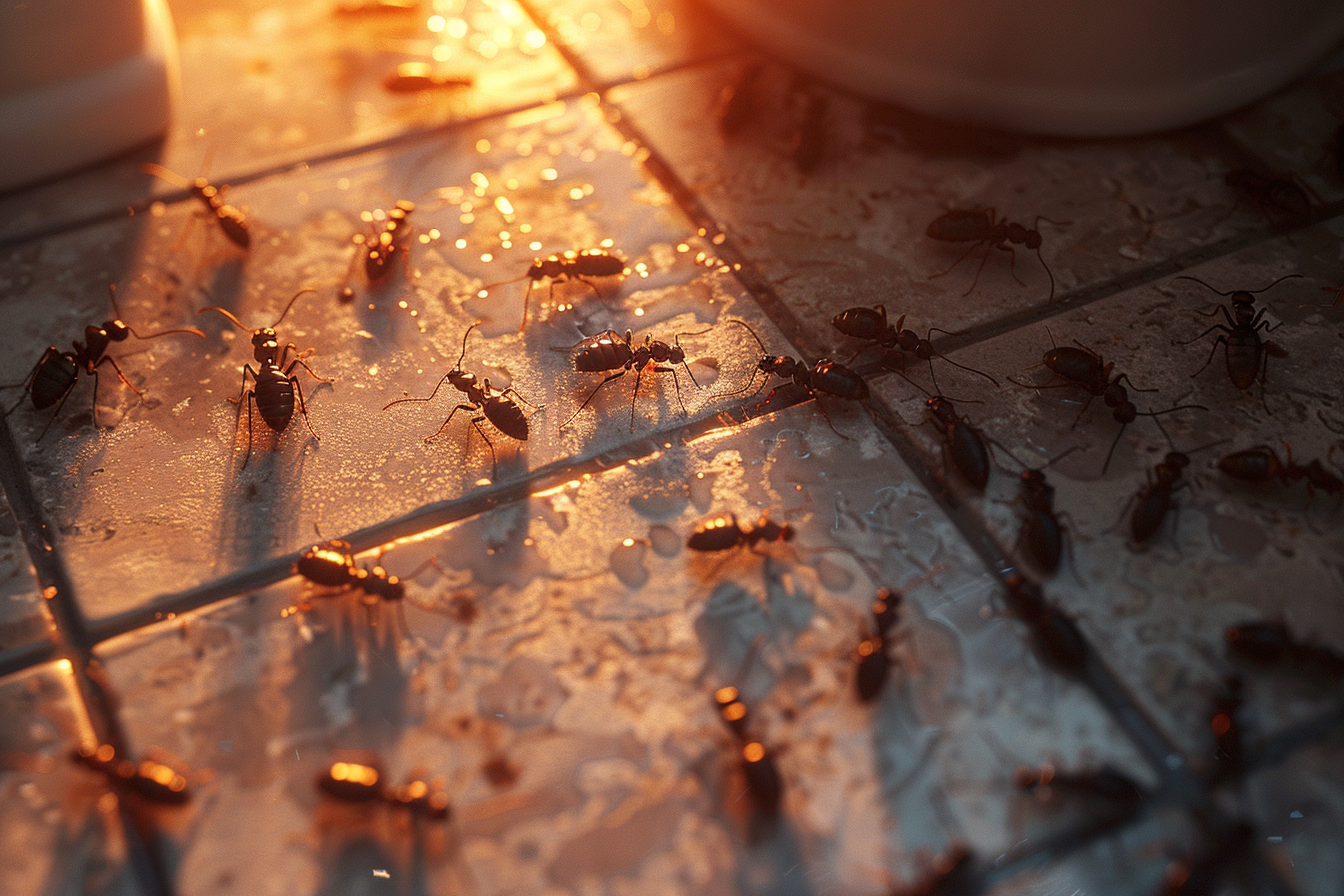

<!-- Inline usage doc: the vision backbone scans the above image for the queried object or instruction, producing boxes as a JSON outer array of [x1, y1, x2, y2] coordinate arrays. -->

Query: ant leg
[[282, 352, 333, 384], [560, 368, 629, 429], [517, 280, 537, 334], [240, 389, 256, 469], [1187, 334, 1230, 379], [963, 243, 996, 295], [1068, 395, 1095, 430], [1036, 248, 1056, 304], [929, 240, 985, 280], [228, 364, 259, 405], [92, 355, 144, 398], [1176, 322, 1232, 348], [384, 372, 455, 410], [423, 404, 472, 443], [999, 243, 1026, 287], [290, 375, 321, 442], [629, 365, 645, 432], [35, 385, 80, 442], [469, 415, 498, 479], [2, 355, 45, 416], [1101, 422, 1129, 476], [498, 386, 543, 411]]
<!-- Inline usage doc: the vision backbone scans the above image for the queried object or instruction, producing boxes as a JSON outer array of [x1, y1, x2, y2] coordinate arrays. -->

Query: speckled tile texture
[[1, 2, 1342, 895]]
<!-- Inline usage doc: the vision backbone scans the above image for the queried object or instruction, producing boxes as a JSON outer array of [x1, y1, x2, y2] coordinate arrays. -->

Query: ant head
[[667, 343, 686, 365], [453, 323, 480, 371], [449, 369, 477, 390], [252, 327, 280, 359]]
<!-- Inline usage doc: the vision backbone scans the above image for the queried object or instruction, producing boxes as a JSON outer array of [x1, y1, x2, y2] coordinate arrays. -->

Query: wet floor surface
[[1, 2, 1342, 895]]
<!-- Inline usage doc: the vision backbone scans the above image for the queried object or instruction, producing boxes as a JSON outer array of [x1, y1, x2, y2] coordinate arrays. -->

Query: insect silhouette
[[1006, 446, 1082, 576], [687, 511, 794, 553], [1019, 338, 1204, 474], [855, 587, 903, 702], [199, 288, 332, 468], [384, 323, 537, 478], [831, 304, 998, 391], [1224, 168, 1313, 219], [1175, 273, 1300, 403], [723, 319, 870, 435], [1002, 573, 1088, 676], [73, 743, 191, 805], [317, 760, 451, 820], [888, 844, 977, 896], [3, 284, 204, 439], [382, 62, 472, 93], [1123, 419, 1224, 546], [357, 200, 416, 285], [1225, 620, 1344, 680], [1217, 443, 1342, 510], [555, 327, 703, 431], [475, 249, 627, 333], [294, 539, 409, 606], [1014, 762, 1145, 810], [142, 162, 250, 248], [916, 390, 994, 491], [712, 684, 783, 819], [926, 208, 1065, 303]]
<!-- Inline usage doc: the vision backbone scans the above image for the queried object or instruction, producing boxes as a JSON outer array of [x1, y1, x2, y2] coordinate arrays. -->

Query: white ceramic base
[[701, 0, 1344, 137], [0, 0, 178, 192]]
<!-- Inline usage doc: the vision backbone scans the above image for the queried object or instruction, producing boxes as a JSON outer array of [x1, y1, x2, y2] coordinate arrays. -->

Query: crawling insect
[[142, 162, 250, 248], [831, 303, 999, 391], [1218, 443, 1342, 510], [1006, 446, 1082, 575], [294, 539, 407, 606], [382, 62, 472, 93], [475, 249, 627, 332], [73, 743, 191, 805], [1002, 574, 1087, 676], [925, 394, 993, 491], [555, 327, 703, 431], [927, 208, 1065, 303], [712, 685, 782, 818], [1175, 274, 1299, 402], [199, 288, 332, 468], [384, 323, 537, 478], [359, 200, 416, 284], [688, 512, 794, 553], [3, 284, 204, 439], [855, 588, 902, 702], [1226, 620, 1344, 680], [317, 760, 451, 820], [1224, 169, 1313, 219]]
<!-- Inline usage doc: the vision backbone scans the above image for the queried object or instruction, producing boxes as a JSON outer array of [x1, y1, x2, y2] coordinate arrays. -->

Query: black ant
[[1217, 443, 1342, 509], [1019, 338, 1204, 474], [926, 208, 1065, 303], [358, 200, 416, 286], [555, 327, 703, 431], [1001, 574, 1087, 677], [1124, 418, 1224, 546], [712, 684, 783, 819], [687, 511, 794, 553], [72, 743, 191, 805], [1014, 762, 1145, 811], [382, 62, 472, 93], [722, 319, 871, 436], [888, 844, 978, 896], [3, 284, 204, 440], [1225, 620, 1344, 680], [1175, 274, 1300, 402], [317, 760, 451, 820], [1224, 168, 1313, 220], [142, 162, 250, 248], [294, 539, 409, 605], [910, 385, 994, 492], [199, 288, 332, 468], [855, 587, 903, 702], [475, 248, 627, 332], [384, 323, 537, 478], [1005, 446, 1082, 576], [831, 304, 999, 391]]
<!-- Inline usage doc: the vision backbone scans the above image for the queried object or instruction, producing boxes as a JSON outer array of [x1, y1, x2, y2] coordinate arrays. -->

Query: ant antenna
[[1175, 273, 1303, 297], [200, 288, 316, 331], [924, 326, 1001, 387], [455, 322, 480, 370], [106, 285, 205, 340], [717, 319, 770, 398], [141, 162, 191, 190], [674, 325, 715, 390]]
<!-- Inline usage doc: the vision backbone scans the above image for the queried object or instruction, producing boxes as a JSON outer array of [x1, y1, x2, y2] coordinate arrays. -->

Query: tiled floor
[[1, 2, 1343, 895]]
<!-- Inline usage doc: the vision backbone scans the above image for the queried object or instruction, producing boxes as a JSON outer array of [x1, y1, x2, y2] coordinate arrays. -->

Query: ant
[[142, 162, 250, 248], [1124, 419, 1224, 546], [1175, 273, 1299, 403], [687, 511, 794, 553], [294, 538, 409, 606], [1001, 574, 1087, 677], [1004, 446, 1082, 576], [712, 684, 783, 818], [357, 200, 416, 286], [555, 327, 703, 431], [199, 288, 332, 468], [317, 760, 451, 820], [384, 323, 537, 478], [926, 208, 1065, 303], [73, 743, 191, 805], [722, 319, 871, 436], [855, 587, 903, 702], [888, 844, 978, 896], [917, 390, 994, 492], [1217, 443, 1342, 510], [1019, 337, 1203, 474], [3, 284, 204, 440], [475, 248, 627, 333], [382, 62, 472, 93], [1224, 169, 1313, 219], [1014, 762, 1145, 811], [831, 304, 999, 391], [1225, 620, 1344, 680]]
